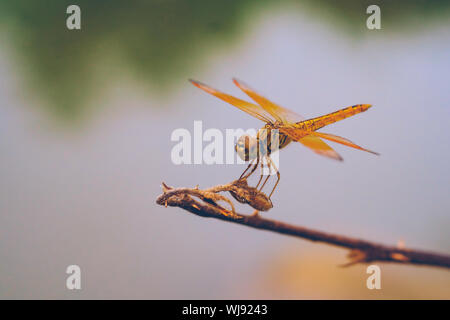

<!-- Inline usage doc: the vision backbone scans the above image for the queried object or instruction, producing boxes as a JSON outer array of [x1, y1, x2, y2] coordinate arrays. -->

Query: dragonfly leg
[[259, 156, 272, 191], [255, 158, 265, 189], [239, 161, 253, 179], [266, 156, 281, 199], [240, 157, 259, 180]]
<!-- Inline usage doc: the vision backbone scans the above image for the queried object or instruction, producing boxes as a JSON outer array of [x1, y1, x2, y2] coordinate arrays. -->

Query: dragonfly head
[[235, 134, 258, 161]]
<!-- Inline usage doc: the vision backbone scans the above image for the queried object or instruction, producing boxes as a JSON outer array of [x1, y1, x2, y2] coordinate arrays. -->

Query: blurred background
[[0, 0, 449, 299]]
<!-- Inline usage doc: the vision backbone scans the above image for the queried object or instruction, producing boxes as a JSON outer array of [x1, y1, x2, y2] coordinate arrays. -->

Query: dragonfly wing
[[308, 131, 379, 155], [278, 127, 343, 161], [190, 79, 275, 124], [232, 78, 304, 123], [279, 127, 378, 157], [298, 135, 343, 161]]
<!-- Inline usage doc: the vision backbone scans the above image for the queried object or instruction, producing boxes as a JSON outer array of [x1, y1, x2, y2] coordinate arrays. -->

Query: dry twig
[[156, 180, 450, 269]]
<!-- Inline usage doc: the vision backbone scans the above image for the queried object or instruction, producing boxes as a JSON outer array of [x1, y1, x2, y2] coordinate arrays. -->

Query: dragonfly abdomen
[[296, 104, 372, 131]]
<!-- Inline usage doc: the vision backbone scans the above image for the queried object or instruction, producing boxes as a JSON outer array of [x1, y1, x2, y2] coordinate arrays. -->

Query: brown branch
[[156, 181, 450, 269]]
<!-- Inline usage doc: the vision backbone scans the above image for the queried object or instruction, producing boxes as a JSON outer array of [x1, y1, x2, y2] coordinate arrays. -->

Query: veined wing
[[278, 127, 343, 160], [308, 132, 379, 155], [189, 79, 275, 124], [280, 127, 379, 156], [232, 78, 344, 161], [232, 78, 304, 124], [298, 135, 343, 161]]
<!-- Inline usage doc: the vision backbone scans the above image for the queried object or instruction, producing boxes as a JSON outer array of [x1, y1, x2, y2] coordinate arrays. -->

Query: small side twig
[[156, 181, 450, 269]]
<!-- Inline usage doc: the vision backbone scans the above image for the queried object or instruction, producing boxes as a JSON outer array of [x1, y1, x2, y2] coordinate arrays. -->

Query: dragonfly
[[190, 78, 379, 199]]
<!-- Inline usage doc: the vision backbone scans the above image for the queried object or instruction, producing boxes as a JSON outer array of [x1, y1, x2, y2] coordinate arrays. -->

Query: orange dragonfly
[[190, 78, 378, 199]]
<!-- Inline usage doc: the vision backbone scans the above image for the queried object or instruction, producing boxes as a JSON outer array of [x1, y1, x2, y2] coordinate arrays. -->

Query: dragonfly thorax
[[235, 129, 292, 162]]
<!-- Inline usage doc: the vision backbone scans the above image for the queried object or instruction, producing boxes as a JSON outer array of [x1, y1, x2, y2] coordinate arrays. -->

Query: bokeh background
[[1, 0, 449, 299]]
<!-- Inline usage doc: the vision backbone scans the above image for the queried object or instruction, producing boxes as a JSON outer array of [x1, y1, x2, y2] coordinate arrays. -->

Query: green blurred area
[[0, 0, 449, 120]]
